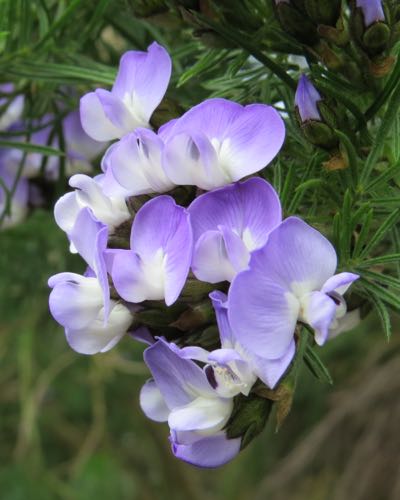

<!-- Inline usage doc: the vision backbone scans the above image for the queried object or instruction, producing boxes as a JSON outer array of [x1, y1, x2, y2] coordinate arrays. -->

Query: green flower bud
[[304, 0, 342, 27], [274, 1, 319, 45]]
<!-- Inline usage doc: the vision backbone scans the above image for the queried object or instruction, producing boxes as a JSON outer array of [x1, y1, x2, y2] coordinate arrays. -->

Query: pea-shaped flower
[[162, 98, 285, 190], [228, 217, 359, 360], [80, 42, 171, 141]]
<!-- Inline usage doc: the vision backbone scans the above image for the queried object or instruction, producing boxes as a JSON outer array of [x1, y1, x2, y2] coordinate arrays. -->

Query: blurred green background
[[1, 210, 399, 500]]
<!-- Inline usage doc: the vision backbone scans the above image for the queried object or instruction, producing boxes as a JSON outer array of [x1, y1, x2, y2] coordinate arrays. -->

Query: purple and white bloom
[[80, 42, 172, 142], [0, 163, 29, 228], [49, 208, 133, 354], [162, 98, 285, 190], [356, 0, 385, 27], [228, 217, 359, 361], [188, 178, 282, 283], [101, 128, 175, 197], [54, 173, 130, 242], [140, 339, 241, 467], [176, 291, 295, 392], [0, 84, 24, 131], [107, 196, 192, 305], [295, 75, 322, 123]]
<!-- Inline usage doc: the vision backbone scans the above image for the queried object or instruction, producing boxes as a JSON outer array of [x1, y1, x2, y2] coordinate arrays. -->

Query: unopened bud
[[304, 0, 342, 27], [351, 0, 390, 55], [295, 74, 322, 122], [274, 1, 319, 46], [295, 75, 339, 150]]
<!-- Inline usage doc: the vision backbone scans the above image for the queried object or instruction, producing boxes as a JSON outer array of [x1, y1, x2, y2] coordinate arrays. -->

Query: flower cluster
[[49, 42, 359, 468], [0, 84, 105, 229]]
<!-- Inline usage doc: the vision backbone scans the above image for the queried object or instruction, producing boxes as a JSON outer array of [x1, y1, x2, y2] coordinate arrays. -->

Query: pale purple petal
[[252, 340, 296, 388], [140, 379, 170, 422], [131, 326, 155, 345], [95, 88, 138, 134], [168, 397, 232, 433], [321, 272, 359, 295], [65, 302, 132, 355], [209, 291, 233, 346], [112, 42, 172, 123], [130, 196, 192, 305], [54, 192, 81, 234], [107, 128, 174, 196], [48, 273, 103, 330], [109, 249, 154, 303], [143, 339, 214, 409], [80, 91, 122, 141], [171, 431, 241, 468], [356, 0, 385, 27], [228, 250, 301, 359], [301, 291, 337, 345], [192, 230, 236, 283], [188, 178, 282, 250], [256, 217, 337, 294], [162, 131, 225, 190]]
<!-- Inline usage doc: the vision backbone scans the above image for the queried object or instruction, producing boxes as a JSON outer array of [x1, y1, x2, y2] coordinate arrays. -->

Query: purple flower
[[107, 195, 192, 305], [0, 83, 24, 131], [176, 291, 295, 391], [49, 208, 133, 354], [0, 163, 29, 228], [101, 128, 175, 197], [80, 42, 172, 141], [228, 217, 359, 361], [356, 0, 385, 27], [140, 339, 241, 467], [295, 75, 322, 123], [188, 178, 282, 283], [162, 98, 285, 190], [54, 173, 130, 243]]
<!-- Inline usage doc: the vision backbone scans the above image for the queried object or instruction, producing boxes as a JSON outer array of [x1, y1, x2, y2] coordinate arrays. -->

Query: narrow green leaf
[[359, 278, 400, 311], [366, 160, 400, 192], [359, 269, 400, 290], [352, 208, 373, 258], [177, 49, 227, 87], [356, 253, 400, 267], [366, 292, 392, 339], [304, 345, 333, 385], [359, 209, 400, 258], [0, 140, 64, 156]]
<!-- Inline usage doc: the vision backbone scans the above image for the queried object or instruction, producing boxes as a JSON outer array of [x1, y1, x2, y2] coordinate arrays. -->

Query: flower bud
[[274, 0, 319, 46], [304, 0, 342, 27], [295, 75, 338, 150], [351, 0, 390, 55]]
